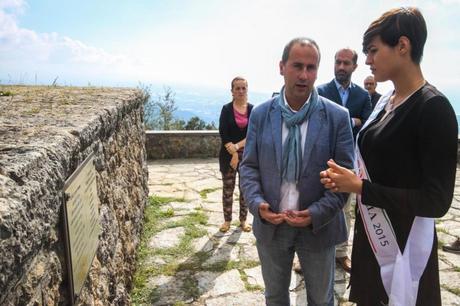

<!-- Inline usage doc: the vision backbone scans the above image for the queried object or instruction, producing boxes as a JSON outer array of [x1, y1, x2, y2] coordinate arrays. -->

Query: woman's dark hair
[[363, 7, 427, 64]]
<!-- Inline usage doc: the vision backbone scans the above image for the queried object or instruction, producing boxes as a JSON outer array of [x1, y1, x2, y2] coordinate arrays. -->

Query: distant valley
[[146, 84, 272, 125], [146, 84, 460, 128]]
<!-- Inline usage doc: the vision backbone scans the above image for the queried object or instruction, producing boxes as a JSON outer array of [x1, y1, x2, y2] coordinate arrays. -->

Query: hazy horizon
[[1, 1, 459, 91], [1, 0, 459, 121]]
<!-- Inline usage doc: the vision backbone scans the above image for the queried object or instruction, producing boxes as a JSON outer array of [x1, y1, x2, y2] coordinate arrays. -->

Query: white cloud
[[60, 37, 127, 65], [0, 0, 458, 93], [0, 0, 26, 11], [0, 1, 132, 85], [441, 0, 460, 4]]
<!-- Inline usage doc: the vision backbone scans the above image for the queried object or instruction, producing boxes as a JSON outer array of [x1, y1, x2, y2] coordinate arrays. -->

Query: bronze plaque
[[63, 153, 101, 303]]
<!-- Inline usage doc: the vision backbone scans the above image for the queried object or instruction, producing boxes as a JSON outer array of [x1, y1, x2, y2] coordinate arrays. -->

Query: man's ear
[[279, 61, 285, 76]]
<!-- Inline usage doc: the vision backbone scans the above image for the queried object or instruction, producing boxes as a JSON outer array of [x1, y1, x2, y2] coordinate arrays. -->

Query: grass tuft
[[181, 275, 200, 300], [131, 194, 261, 303], [199, 187, 220, 199], [240, 270, 264, 292], [131, 195, 210, 304], [441, 284, 460, 296], [0, 90, 13, 96]]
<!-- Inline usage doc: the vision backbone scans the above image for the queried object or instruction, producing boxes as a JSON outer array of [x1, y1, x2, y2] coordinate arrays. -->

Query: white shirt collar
[[283, 90, 311, 113], [334, 78, 355, 91]]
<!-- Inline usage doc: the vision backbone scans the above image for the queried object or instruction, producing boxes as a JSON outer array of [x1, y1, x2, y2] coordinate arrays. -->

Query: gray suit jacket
[[240, 93, 354, 249]]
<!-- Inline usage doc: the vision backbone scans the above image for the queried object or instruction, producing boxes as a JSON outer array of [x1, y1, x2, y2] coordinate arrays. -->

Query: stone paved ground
[[138, 158, 460, 306]]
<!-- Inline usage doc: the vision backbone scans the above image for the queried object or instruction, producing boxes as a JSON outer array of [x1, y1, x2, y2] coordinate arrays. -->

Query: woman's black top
[[349, 83, 458, 306], [218, 101, 253, 173]]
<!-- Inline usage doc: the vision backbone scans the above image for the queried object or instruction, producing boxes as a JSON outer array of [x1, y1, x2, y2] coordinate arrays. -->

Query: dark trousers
[[221, 152, 247, 222]]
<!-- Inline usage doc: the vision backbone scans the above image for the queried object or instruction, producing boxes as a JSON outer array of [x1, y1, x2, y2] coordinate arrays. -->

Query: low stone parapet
[[145, 131, 460, 162], [0, 85, 148, 305], [145, 130, 220, 159]]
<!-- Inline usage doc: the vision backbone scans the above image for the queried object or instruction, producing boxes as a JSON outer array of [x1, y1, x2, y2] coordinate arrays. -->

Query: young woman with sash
[[320, 7, 457, 306]]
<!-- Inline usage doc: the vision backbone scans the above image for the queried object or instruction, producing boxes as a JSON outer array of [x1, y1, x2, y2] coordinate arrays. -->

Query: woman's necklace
[[386, 80, 426, 113], [380, 80, 426, 122], [387, 96, 399, 112]]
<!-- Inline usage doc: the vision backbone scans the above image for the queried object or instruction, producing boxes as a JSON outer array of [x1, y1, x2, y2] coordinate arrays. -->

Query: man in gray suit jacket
[[317, 48, 372, 273], [240, 37, 354, 306]]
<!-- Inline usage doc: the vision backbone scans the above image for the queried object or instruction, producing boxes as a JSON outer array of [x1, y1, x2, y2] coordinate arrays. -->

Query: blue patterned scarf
[[279, 87, 319, 183]]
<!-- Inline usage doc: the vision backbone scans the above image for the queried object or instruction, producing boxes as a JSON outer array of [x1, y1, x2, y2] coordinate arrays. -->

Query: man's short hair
[[364, 75, 376, 83], [281, 37, 321, 64], [335, 48, 358, 64], [362, 7, 427, 64]]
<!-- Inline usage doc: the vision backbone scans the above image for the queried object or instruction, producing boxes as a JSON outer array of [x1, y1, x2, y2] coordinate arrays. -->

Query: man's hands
[[259, 203, 285, 225], [285, 209, 312, 227], [258, 203, 311, 227]]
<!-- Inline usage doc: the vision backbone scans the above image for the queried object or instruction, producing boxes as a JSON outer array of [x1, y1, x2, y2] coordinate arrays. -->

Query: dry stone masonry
[[0, 85, 149, 305], [145, 131, 220, 160]]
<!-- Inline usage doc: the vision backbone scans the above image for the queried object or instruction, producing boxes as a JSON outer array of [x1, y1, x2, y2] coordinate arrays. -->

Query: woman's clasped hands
[[225, 142, 238, 155], [320, 159, 363, 194]]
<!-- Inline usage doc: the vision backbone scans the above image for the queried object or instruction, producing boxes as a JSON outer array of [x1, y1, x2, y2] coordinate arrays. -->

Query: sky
[[0, 0, 459, 97]]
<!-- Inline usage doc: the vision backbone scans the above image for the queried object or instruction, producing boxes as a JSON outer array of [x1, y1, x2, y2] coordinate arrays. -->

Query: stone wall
[[0, 85, 148, 305], [145, 131, 460, 162], [145, 130, 220, 159]]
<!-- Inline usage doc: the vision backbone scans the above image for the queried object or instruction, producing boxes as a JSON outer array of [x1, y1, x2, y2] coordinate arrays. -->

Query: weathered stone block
[[0, 85, 148, 305], [145, 130, 220, 159]]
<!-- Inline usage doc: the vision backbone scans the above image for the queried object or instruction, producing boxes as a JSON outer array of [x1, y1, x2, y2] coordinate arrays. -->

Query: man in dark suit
[[318, 48, 372, 138], [364, 75, 382, 110], [317, 48, 372, 273]]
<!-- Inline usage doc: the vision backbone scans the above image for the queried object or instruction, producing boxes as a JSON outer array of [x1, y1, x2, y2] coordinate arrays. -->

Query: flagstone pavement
[[142, 158, 460, 306]]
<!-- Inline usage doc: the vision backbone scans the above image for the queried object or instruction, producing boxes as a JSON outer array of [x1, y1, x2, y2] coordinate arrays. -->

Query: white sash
[[354, 93, 434, 306]]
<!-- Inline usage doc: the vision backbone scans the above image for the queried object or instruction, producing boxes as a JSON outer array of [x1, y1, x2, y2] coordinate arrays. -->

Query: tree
[[184, 117, 216, 130], [205, 121, 217, 130], [142, 86, 178, 130], [141, 85, 216, 130], [170, 119, 186, 130], [185, 116, 207, 130], [153, 86, 177, 130]]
